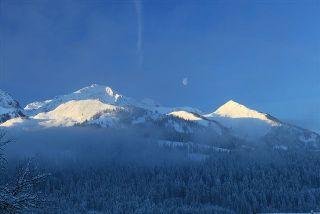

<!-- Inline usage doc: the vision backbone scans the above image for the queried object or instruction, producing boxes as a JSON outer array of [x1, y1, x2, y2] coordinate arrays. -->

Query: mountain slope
[[0, 89, 24, 123], [24, 84, 124, 115], [205, 100, 320, 149], [212, 100, 279, 125], [4, 85, 231, 148], [2, 86, 319, 150], [34, 99, 120, 127]]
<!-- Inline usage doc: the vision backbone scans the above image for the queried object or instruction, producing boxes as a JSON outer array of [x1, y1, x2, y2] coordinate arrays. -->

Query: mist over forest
[[0, 128, 319, 213]]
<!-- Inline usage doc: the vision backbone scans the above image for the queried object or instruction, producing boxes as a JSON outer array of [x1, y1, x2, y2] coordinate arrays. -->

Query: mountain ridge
[[1, 84, 319, 150], [0, 89, 25, 123]]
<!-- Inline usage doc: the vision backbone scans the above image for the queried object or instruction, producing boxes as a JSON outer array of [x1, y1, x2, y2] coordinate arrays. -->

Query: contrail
[[134, 0, 143, 68]]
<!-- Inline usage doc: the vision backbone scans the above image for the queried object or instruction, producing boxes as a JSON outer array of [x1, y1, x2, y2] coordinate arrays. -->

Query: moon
[[182, 77, 188, 86]]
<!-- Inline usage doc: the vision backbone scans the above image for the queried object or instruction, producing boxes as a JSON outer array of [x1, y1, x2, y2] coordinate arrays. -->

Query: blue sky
[[0, 0, 319, 130]]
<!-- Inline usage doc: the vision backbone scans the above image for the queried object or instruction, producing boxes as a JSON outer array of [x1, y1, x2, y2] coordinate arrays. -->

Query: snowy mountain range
[[1, 84, 319, 150]]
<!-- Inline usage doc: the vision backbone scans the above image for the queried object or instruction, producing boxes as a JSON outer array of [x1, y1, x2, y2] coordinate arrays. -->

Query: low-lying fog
[[3, 127, 187, 167]]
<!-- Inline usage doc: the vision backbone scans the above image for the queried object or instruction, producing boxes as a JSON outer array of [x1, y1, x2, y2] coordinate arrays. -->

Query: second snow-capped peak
[[208, 100, 279, 125]]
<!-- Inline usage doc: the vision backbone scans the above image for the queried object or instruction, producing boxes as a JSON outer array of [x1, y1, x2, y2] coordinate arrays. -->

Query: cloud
[[134, 0, 143, 68]]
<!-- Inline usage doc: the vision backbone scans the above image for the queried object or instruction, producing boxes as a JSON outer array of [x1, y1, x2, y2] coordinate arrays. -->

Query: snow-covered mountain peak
[[24, 84, 124, 115], [0, 89, 24, 123], [220, 100, 240, 107], [215, 100, 249, 115], [73, 84, 122, 101], [199, 100, 281, 140], [0, 89, 20, 109], [204, 100, 280, 128], [214, 100, 268, 118]]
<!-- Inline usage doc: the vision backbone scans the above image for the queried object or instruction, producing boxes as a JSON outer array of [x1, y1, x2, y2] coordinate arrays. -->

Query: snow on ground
[[0, 117, 26, 127], [158, 140, 230, 153], [24, 84, 173, 116], [24, 84, 123, 115], [2, 85, 320, 149], [169, 111, 209, 126], [204, 100, 281, 140], [87, 114, 119, 128], [211, 116, 274, 140], [24, 100, 52, 111], [33, 99, 119, 127], [0, 117, 42, 131], [172, 106, 202, 114], [208, 100, 279, 125]]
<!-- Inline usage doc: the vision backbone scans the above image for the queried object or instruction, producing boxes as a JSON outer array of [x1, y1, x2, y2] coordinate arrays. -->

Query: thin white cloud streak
[[134, 0, 143, 68]]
